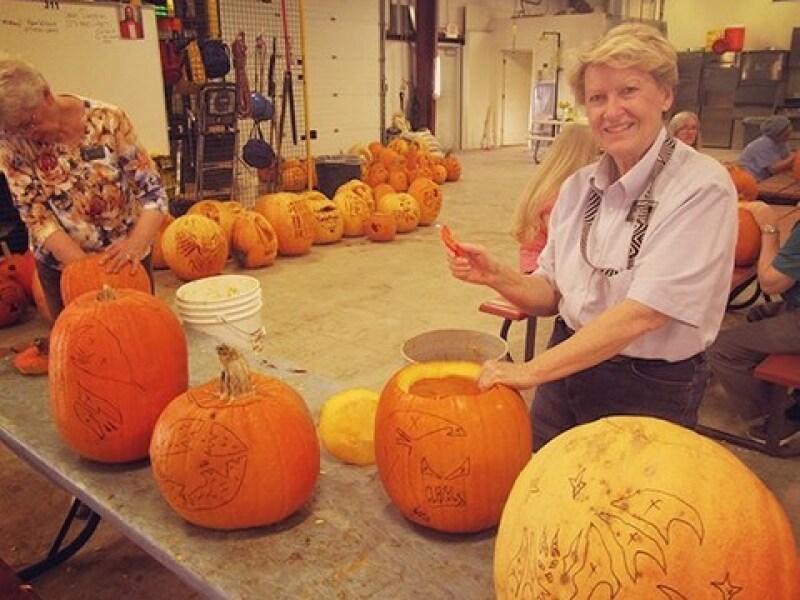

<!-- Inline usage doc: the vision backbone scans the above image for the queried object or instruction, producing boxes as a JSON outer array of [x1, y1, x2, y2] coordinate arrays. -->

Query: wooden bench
[[0, 559, 42, 600], [698, 353, 800, 457], [478, 297, 536, 362]]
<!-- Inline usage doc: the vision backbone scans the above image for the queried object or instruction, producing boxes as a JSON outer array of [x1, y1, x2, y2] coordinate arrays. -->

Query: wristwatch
[[761, 224, 779, 235]]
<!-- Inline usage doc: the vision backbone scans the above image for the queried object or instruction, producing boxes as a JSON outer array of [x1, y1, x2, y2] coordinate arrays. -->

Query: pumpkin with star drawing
[[494, 416, 800, 599]]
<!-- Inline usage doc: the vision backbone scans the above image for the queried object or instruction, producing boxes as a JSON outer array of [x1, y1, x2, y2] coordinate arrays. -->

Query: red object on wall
[[725, 26, 745, 52]]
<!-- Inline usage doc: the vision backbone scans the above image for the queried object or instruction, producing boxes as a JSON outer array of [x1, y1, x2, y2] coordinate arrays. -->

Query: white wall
[[665, 0, 800, 52]]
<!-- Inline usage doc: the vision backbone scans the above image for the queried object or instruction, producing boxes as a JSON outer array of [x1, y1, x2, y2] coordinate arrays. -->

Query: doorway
[[500, 50, 532, 146], [435, 44, 462, 152]]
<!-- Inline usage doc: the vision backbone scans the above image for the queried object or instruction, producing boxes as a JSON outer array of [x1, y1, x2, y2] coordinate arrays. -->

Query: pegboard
[[218, 0, 310, 204]]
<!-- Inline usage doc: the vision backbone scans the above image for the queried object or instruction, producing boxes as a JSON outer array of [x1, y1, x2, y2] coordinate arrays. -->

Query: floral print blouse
[[0, 96, 167, 270]]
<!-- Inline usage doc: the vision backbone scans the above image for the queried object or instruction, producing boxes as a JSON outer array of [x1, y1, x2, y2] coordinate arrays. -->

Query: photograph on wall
[[118, 4, 144, 40]]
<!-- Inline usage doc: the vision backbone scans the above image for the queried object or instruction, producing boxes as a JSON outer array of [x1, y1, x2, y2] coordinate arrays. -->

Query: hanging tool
[[267, 36, 277, 100], [278, 0, 298, 146], [231, 31, 251, 119]]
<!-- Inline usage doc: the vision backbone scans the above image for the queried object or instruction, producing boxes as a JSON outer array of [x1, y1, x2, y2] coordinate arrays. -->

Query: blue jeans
[[531, 318, 710, 450]]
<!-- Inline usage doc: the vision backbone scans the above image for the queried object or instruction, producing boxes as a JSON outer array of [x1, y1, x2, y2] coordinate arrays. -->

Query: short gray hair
[[667, 111, 699, 136], [569, 22, 678, 107], [0, 57, 49, 132]]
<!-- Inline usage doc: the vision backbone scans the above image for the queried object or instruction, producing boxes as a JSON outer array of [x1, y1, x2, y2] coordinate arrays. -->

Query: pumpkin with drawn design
[[61, 253, 151, 306], [230, 210, 279, 268], [149, 344, 319, 530], [254, 192, 316, 256], [375, 361, 531, 533], [49, 286, 188, 463], [494, 416, 800, 599]]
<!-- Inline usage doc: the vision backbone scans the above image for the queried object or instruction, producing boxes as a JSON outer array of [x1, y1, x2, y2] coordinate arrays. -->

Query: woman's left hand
[[478, 359, 537, 391], [101, 239, 148, 274]]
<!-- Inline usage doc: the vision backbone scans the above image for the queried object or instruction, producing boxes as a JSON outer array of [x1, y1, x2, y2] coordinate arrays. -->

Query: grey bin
[[314, 155, 362, 199]]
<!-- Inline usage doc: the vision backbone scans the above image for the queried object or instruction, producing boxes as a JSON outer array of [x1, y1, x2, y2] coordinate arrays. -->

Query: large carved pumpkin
[[494, 416, 800, 599], [60, 253, 151, 306], [375, 361, 532, 533], [727, 165, 758, 201], [230, 210, 279, 269], [49, 287, 188, 463], [333, 180, 375, 237], [302, 191, 344, 245], [151, 213, 175, 270], [161, 214, 229, 281], [408, 177, 443, 226], [187, 199, 236, 245], [0, 276, 28, 328], [150, 344, 320, 530], [735, 205, 762, 267], [375, 193, 420, 233], [253, 192, 316, 256]]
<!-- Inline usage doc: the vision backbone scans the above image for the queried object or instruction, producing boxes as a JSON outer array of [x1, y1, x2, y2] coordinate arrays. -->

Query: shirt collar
[[590, 127, 669, 200]]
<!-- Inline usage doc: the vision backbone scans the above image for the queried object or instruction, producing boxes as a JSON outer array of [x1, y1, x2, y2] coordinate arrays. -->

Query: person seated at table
[[511, 123, 598, 273], [739, 115, 795, 182], [446, 22, 738, 450], [667, 110, 700, 148], [708, 201, 800, 446]]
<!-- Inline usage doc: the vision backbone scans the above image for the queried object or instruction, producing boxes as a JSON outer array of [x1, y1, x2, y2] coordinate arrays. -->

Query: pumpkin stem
[[216, 344, 253, 401], [97, 284, 116, 302]]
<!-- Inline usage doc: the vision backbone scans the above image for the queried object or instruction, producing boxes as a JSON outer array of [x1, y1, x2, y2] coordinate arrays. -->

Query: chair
[[697, 353, 800, 458], [478, 297, 536, 362]]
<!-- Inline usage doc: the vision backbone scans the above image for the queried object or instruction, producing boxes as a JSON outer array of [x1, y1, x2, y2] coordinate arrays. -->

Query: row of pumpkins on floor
[[155, 175, 446, 282], [262, 137, 462, 193], [25, 282, 800, 596]]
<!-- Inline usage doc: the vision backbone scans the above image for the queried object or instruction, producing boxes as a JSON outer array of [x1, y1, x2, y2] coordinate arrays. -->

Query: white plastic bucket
[[175, 275, 266, 352], [402, 329, 508, 364]]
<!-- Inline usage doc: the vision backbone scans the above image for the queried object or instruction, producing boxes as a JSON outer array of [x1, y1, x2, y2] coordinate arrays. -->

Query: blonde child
[[512, 123, 598, 272]]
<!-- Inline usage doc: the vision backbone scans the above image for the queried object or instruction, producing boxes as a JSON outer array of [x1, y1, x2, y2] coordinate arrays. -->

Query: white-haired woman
[[0, 58, 166, 319], [668, 110, 700, 147], [512, 123, 598, 273], [447, 23, 737, 449]]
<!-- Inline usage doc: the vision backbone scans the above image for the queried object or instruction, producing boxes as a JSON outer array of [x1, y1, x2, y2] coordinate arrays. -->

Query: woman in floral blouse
[[0, 57, 167, 318]]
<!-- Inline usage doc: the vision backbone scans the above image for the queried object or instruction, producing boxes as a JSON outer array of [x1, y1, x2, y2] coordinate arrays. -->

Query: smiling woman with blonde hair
[[447, 22, 738, 450]]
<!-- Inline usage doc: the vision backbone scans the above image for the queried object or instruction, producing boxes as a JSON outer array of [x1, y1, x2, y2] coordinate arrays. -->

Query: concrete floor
[[1, 144, 799, 599]]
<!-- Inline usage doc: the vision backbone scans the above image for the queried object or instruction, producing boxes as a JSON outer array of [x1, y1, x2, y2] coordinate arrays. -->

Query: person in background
[[0, 57, 167, 319], [739, 114, 795, 182], [512, 123, 598, 273], [447, 23, 737, 450], [667, 110, 700, 148], [708, 201, 800, 445], [119, 5, 144, 40]]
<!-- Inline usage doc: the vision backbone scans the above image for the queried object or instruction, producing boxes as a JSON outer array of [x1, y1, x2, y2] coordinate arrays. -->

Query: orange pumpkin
[[187, 199, 236, 245], [365, 211, 397, 242], [60, 253, 151, 306], [367, 141, 385, 161], [375, 192, 420, 233], [333, 181, 375, 237], [253, 192, 316, 256], [372, 183, 396, 201], [151, 213, 175, 270], [793, 150, 800, 181], [0, 249, 35, 300], [727, 165, 758, 201], [375, 361, 532, 533], [303, 191, 344, 245], [408, 177, 443, 226], [149, 344, 320, 530], [12, 337, 49, 376], [387, 168, 409, 192], [280, 158, 308, 192], [364, 163, 389, 188], [0, 276, 28, 328], [494, 416, 800, 599], [161, 214, 229, 281], [230, 210, 279, 268], [49, 286, 188, 463], [443, 154, 461, 182], [735, 205, 762, 266]]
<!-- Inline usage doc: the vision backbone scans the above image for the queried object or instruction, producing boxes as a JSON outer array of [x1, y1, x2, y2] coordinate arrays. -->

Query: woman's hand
[[447, 242, 500, 286], [478, 359, 537, 391], [101, 236, 149, 274]]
